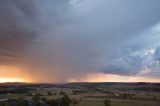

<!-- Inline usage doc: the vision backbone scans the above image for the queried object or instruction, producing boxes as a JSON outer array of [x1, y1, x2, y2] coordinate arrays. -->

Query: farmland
[[0, 82, 160, 106]]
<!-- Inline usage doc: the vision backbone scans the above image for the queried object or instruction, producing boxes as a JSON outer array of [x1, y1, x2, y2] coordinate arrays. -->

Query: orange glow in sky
[[0, 65, 31, 83], [0, 65, 160, 83], [68, 73, 160, 83], [0, 78, 27, 83]]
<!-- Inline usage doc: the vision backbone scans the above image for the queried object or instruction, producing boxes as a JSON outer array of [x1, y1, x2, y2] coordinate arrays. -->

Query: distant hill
[[0, 82, 160, 92]]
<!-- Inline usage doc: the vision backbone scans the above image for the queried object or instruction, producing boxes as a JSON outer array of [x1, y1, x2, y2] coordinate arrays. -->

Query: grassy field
[[35, 87, 160, 106], [68, 98, 158, 106], [0, 83, 160, 106]]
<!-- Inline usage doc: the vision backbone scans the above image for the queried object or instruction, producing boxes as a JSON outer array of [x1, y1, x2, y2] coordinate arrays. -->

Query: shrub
[[104, 99, 111, 106]]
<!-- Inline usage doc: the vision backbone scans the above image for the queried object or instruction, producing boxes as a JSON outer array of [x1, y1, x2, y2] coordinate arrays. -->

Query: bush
[[104, 99, 111, 106]]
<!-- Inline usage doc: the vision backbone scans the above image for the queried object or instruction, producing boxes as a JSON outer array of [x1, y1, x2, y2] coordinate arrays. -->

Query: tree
[[104, 99, 111, 106], [72, 98, 79, 106], [47, 91, 53, 96], [153, 96, 157, 101], [61, 94, 72, 106], [35, 102, 41, 106], [48, 99, 58, 106], [41, 97, 47, 102], [59, 92, 66, 95], [32, 93, 41, 102], [32, 93, 41, 106], [17, 97, 28, 106]]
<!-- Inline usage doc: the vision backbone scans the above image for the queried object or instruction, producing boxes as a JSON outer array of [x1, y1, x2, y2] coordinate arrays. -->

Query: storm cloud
[[0, 0, 160, 82]]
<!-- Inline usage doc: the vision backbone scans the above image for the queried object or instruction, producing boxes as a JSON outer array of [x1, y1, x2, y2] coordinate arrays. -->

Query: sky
[[0, 0, 160, 83]]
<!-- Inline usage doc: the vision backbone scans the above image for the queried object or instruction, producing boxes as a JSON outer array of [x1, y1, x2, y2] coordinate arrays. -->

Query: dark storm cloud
[[0, 0, 160, 82], [0, 0, 70, 64], [0, 0, 36, 64]]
